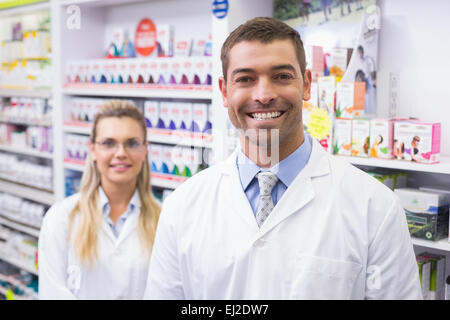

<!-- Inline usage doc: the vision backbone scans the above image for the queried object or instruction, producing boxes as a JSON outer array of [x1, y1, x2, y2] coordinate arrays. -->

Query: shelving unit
[[0, 215, 40, 238], [0, 144, 53, 159], [0, 252, 38, 276], [0, 178, 54, 206]]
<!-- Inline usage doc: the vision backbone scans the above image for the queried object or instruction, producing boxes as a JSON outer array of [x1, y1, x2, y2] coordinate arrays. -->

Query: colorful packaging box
[[370, 118, 394, 159], [191, 103, 210, 133], [179, 102, 193, 131], [144, 100, 159, 128], [317, 76, 335, 113], [416, 256, 432, 300], [158, 102, 170, 129], [419, 186, 450, 243], [417, 253, 446, 300], [366, 169, 408, 190], [305, 45, 324, 81], [394, 188, 449, 241], [149, 143, 163, 173], [330, 48, 348, 78], [167, 101, 182, 131], [171, 145, 185, 176], [351, 118, 371, 157], [155, 24, 174, 57], [394, 121, 441, 163], [333, 118, 352, 155], [161, 145, 175, 175], [183, 147, 203, 177]]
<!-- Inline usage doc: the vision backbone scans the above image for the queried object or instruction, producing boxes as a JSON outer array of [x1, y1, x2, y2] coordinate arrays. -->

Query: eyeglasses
[[95, 138, 146, 153]]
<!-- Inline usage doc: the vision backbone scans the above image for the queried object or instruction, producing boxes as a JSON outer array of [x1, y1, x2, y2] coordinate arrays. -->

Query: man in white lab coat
[[144, 17, 422, 300]]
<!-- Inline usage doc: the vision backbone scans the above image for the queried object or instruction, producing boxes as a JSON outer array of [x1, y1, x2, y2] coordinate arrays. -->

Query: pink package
[[394, 120, 441, 163]]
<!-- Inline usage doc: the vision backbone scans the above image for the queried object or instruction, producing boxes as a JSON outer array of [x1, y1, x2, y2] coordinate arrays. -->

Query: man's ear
[[302, 69, 312, 101], [218, 76, 228, 108]]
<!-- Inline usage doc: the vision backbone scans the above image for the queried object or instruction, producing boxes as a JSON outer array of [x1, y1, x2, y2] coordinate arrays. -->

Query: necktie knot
[[256, 171, 279, 196]]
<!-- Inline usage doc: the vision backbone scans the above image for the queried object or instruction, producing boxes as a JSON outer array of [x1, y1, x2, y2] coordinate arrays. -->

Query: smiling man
[[144, 17, 422, 300]]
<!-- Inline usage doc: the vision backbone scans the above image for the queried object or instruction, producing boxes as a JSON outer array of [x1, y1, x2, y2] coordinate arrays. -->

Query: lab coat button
[[254, 239, 266, 248]]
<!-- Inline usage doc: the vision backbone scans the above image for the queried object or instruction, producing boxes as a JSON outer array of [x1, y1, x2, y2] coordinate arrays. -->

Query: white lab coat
[[38, 193, 150, 299], [144, 138, 422, 300]]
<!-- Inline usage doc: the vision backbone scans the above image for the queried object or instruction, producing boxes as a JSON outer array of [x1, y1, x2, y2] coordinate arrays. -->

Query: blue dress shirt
[[99, 187, 140, 238], [236, 134, 312, 216]]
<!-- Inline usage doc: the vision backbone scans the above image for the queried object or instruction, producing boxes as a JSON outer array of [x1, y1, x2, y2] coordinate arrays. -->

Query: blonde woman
[[38, 100, 160, 299]]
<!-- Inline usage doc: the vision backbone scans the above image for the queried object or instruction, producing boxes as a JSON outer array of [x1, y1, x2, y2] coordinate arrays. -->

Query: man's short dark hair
[[220, 17, 306, 82]]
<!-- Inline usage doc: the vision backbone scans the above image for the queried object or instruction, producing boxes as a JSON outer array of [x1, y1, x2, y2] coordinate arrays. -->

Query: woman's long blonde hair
[[68, 99, 161, 266]]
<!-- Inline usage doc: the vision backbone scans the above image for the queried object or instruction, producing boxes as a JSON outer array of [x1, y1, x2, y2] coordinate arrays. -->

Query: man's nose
[[252, 77, 277, 105]]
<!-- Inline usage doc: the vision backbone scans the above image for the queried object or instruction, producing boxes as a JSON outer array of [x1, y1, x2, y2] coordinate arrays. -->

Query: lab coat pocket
[[289, 255, 362, 300], [66, 265, 82, 295]]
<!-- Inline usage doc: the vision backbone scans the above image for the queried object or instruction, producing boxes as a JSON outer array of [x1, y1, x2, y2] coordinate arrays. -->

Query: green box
[[417, 253, 446, 300]]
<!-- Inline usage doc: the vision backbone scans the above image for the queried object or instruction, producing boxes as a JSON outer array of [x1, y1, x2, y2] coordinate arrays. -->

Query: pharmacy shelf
[[0, 144, 53, 159], [59, 0, 146, 8], [63, 158, 85, 172], [0, 214, 40, 238], [0, 0, 49, 17], [63, 121, 92, 135], [0, 178, 54, 206], [0, 252, 38, 276], [0, 88, 52, 99], [148, 128, 213, 148], [412, 238, 450, 252], [0, 118, 52, 127], [151, 172, 188, 190], [0, 274, 37, 300], [335, 154, 450, 175], [62, 83, 212, 100]]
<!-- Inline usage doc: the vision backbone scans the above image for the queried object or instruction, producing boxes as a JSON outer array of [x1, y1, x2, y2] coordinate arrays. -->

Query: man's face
[[219, 39, 311, 155]]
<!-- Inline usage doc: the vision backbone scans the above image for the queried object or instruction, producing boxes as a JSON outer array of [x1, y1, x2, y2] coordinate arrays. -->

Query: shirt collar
[[236, 134, 312, 190], [98, 186, 141, 217]]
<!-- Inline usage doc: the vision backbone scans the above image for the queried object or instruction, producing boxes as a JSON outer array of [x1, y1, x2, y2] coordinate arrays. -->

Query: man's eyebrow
[[230, 68, 254, 78], [271, 64, 298, 75], [230, 65, 298, 78]]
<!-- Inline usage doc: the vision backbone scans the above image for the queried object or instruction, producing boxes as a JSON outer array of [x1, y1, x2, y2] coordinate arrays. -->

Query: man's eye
[[235, 76, 253, 83], [275, 73, 294, 80]]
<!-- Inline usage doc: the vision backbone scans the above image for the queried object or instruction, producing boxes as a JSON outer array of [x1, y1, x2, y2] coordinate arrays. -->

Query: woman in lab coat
[[38, 100, 160, 299]]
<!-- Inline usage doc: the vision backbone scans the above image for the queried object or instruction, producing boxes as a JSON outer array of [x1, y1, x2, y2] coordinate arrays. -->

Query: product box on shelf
[[174, 39, 192, 57], [144, 100, 160, 128], [155, 24, 174, 58], [180, 102, 193, 131], [419, 186, 450, 243], [416, 255, 432, 299], [161, 145, 175, 175], [149, 144, 163, 173], [171, 146, 184, 175], [329, 47, 349, 78], [305, 45, 324, 81], [183, 147, 203, 177], [167, 102, 182, 130], [335, 82, 365, 118], [191, 103, 211, 133], [317, 76, 335, 113], [369, 118, 394, 159], [333, 118, 352, 156], [417, 252, 446, 300], [158, 102, 170, 130], [366, 169, 408, 190], [394, 188, 449, 241], [351, 118, 371, 157], [393, 121, 441, 163]]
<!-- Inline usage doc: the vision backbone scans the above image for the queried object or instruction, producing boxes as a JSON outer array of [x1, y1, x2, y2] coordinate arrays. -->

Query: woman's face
[[90, 117, 148, 189]]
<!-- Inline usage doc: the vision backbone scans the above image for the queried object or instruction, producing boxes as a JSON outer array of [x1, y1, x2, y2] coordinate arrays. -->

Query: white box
[[179, 102, 193, 131], [351, 118, 371, 157], [370, 118, 394, 159], [318, 76, 335, 113], [144, 100, 160, 128], [192, 103, 208, 133], [333, 118, 352, 156]]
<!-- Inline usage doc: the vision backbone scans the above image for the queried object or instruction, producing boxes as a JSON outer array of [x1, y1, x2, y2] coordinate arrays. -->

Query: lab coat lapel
[[220, 148, 260, 232], [101, 219, 117, 244], [116, 212, 139, 246], [258, 139, 331, 235]]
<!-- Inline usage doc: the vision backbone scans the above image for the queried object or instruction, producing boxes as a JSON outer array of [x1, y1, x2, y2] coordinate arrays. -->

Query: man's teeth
[[251, 112, 281, 120]]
